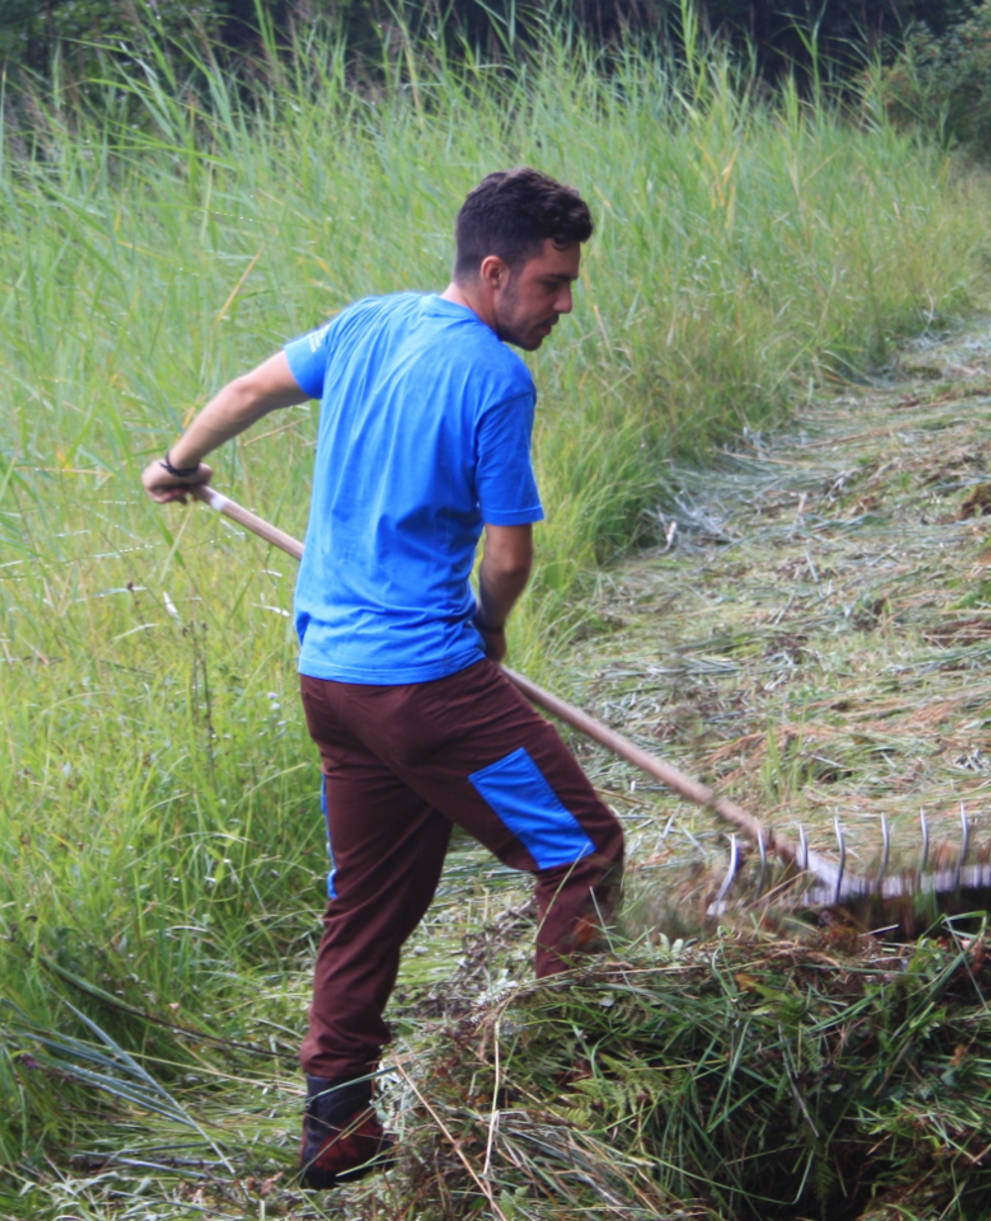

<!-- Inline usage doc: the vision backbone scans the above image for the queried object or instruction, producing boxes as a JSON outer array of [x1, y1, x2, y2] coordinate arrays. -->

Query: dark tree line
[[0, 0, 981, 75]]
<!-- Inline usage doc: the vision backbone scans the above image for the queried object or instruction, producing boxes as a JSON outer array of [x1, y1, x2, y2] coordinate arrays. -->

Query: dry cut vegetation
[[580, 320, 991, 908], [8, 324, 991, 1221]]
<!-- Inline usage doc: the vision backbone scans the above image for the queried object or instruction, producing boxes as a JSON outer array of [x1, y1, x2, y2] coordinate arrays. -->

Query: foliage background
[[3, 3, 991, 1218]]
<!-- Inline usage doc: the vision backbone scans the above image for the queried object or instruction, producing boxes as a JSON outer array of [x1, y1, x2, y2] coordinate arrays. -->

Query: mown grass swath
[[405, 923, 991, 1219], [2, 5, 991, 1217]]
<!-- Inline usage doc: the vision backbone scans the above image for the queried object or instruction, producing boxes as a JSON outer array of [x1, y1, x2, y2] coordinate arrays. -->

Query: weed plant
[[2, 5, 991, 1216]]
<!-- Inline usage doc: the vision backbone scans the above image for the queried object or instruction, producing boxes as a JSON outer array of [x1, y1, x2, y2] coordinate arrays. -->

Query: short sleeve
[[284, 321, 333, 400], [475, 391, 544, 526]]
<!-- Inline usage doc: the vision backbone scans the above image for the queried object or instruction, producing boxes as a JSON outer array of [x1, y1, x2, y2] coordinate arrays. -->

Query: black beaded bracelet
[[160, 449, 200, 478]]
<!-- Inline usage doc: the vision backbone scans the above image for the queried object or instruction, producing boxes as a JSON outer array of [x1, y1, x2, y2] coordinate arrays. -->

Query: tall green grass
[[2, 8, 991, 1215]]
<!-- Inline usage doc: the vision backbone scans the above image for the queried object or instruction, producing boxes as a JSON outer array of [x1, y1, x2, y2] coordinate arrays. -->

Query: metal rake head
[[708, 806, 990, 934]]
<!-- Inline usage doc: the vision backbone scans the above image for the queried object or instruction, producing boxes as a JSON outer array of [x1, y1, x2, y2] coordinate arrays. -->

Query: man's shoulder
[[329, 292, 534, 399], [337, 290, 420, 324], [418, 297, 533, 381]]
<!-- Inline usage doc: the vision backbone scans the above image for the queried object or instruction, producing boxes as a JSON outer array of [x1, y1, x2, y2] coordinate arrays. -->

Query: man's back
[[286, 291, 543, 684]]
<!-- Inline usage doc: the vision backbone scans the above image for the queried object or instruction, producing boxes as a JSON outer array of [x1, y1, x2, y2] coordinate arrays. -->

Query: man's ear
[[479, 254, 509, 290]]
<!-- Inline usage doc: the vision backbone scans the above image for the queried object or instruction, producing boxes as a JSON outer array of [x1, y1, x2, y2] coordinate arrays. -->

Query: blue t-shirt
[[285, 292, 544, 684]]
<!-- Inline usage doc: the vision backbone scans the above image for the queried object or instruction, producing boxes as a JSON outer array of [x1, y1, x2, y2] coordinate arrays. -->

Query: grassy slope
[[3, 16, 991, 1219]]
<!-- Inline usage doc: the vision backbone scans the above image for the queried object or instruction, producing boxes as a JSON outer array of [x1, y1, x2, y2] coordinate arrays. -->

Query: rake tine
[[955, 804, 971, 888], [918, 810, 930, 878], [713, 834, 740, 906], [796, 823, 809, 873], [833, 817, 846, 904], [755, 826, 768, 897], [876, 814, 891, 888]]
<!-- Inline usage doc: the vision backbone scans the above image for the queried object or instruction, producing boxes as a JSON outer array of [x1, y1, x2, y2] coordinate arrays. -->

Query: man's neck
[[441, 280, 494, 332]]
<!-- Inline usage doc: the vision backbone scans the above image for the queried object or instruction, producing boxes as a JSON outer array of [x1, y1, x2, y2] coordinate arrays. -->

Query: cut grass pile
[[389, 923, 991, 1220]]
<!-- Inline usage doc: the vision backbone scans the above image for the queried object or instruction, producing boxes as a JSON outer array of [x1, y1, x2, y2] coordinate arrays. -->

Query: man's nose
[[555, 285, 573, 314]]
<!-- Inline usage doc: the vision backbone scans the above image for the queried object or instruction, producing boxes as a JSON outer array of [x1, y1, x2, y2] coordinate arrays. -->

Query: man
[[142, 167, 625, 1189]]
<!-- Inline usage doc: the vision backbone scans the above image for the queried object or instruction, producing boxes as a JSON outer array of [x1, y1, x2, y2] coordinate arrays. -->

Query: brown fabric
[[297, 659, 624, 1079]]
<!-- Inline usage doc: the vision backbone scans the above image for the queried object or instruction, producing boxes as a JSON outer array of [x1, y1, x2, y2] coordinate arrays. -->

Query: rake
[[190, 485, 991, 927]]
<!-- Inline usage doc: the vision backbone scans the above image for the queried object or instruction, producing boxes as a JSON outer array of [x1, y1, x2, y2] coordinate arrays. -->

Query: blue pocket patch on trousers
[[469, 747, 595, 869]]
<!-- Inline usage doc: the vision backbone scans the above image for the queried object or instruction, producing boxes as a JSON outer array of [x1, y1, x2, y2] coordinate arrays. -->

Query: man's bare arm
[[141, 351, 308, 503], [475, 523, 534, 661]]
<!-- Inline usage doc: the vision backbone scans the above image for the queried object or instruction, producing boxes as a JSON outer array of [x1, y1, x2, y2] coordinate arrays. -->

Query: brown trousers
[[297, 659, 624, 1080]]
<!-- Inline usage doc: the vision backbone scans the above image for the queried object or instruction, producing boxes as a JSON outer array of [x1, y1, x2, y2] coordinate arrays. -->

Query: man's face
[[491, 239, 581, 351]]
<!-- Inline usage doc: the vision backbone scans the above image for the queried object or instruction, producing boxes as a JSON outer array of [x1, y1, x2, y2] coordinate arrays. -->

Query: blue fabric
[[468, 747, 596, 869], [285, 293, 544, 684], [320, 780, 337, 899]]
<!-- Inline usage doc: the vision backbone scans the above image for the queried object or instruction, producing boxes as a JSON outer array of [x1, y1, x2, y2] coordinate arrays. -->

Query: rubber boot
[[298, 1074, 395, 1189]]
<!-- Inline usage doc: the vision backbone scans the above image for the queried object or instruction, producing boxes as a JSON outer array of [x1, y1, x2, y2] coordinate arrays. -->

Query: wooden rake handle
[[194, 484, 304, 560], [192, 483, 840, 889]]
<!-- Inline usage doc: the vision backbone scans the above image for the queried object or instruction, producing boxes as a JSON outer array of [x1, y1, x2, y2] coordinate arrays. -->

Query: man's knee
[[589, 803, 625, 876]]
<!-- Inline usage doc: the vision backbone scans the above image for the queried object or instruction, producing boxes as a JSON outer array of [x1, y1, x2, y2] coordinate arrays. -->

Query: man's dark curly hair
[[453, 167, 593, 280]]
